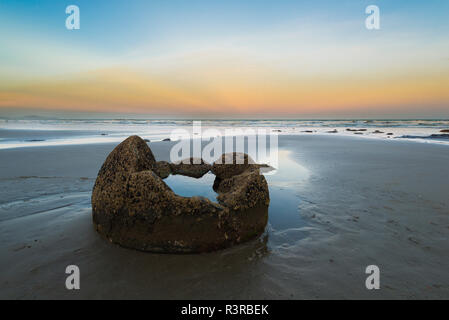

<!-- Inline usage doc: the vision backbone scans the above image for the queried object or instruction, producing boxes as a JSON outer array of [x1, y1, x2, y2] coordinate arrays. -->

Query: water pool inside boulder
[[164, 172, 218, 202], [163, 150, 310, 245]]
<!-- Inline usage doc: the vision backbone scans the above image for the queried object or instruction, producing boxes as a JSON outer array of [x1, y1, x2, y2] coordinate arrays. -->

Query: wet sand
[[0, 135, 448, 299]]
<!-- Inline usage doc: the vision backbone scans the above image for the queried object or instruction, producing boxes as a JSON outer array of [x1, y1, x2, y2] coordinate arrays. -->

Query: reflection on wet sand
[[164, 149, 310, 252]]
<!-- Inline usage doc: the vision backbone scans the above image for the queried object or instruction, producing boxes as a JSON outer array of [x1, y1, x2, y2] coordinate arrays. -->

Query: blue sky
[[2, 0, 447, 56], [1, 0, 449, 117]]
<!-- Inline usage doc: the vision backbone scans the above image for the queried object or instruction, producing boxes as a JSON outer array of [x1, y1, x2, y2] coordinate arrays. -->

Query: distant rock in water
[[162, 138, 171, 141], [398, 134, 449, 140], [346, 128, 367, 132], [440, 129, 449, 133], [430, 134, 449, 139], [373, 130, 384, 134], [327, 129, 338, 133], [92, 136, 269, 253]]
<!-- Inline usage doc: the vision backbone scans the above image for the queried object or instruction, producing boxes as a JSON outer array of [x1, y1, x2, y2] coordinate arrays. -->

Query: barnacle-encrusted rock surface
[[152, 161, 172, 179], [211, 152, 255, 179], [92, 136, 269, 253], [170, 157, 212, 178]]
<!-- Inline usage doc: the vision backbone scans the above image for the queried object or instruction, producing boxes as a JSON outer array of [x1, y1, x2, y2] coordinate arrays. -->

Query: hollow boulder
[[92, 136, 269, 253]]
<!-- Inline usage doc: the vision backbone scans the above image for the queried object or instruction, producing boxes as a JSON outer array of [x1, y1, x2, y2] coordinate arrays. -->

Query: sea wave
[[1, 119, 449, 149]]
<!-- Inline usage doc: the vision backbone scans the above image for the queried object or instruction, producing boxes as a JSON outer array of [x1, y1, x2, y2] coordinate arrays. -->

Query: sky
[[0, 0, 449, 119]]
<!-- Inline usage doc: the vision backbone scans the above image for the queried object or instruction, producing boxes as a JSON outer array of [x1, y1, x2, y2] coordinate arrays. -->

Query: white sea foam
[[0, 119, 448, 149]]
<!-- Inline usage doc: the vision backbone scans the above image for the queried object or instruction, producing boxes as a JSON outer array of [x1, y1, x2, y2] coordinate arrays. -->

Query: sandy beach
[[2, 0, 449, 304], [0, 134, 448, 299]]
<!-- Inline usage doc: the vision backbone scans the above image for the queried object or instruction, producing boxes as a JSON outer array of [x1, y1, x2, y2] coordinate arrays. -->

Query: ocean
[[1, 119, 449, 150]]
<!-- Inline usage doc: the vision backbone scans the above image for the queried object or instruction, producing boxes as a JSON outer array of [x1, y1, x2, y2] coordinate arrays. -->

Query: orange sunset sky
[[1, 0, 449, 118]]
